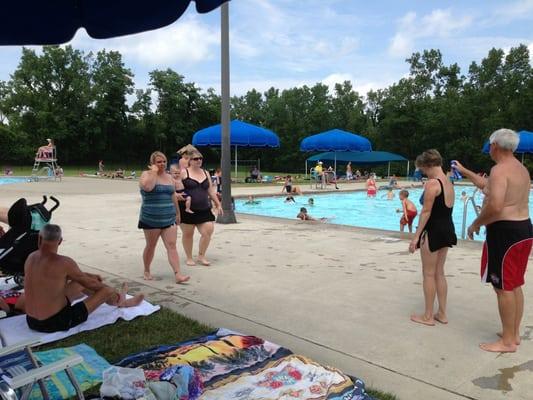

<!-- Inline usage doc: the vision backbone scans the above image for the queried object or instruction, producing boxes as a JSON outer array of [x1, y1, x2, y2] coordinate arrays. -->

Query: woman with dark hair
[[139, 151, 189, 284], [180, 149, 222, 266], [408, 149, 456, 326]]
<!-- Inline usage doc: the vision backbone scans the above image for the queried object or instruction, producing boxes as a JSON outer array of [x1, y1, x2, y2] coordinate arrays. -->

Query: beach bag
[[100, 366, 148, 399]]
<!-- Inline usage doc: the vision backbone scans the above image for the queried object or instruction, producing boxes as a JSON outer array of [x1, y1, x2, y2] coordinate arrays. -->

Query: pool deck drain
[[1, 178, 532, 400]]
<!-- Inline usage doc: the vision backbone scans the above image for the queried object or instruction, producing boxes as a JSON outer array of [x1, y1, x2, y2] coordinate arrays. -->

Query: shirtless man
[[24, 224, 144, 333], [455, 128, 532, 353]]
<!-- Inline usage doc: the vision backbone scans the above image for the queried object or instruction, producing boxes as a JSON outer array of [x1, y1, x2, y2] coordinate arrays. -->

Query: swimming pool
[[0, 177, 28, 185], [235, 186, 513, 242]]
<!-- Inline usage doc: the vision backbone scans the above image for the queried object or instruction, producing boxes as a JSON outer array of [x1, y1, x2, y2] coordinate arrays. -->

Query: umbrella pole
[[334, 152, 337, 173], [387, 162, 390, 178], [218, 2, 236, 223], [406, 160, 409, 178], [235, 146, 238, 179], [305, 160, 308, 179]]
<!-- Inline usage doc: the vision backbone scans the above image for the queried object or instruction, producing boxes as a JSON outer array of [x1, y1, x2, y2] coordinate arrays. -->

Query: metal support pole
[[387, 161, 391, 178], [234, 146, 238, 179], [218, 1, 236, 223], [406, 160, 410, 178]]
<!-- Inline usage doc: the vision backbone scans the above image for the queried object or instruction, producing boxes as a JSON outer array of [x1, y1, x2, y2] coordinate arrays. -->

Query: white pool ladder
[[461, 188, 481, 239]]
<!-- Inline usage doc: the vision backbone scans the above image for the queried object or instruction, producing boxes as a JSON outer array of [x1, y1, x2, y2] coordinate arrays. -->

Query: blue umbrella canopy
[[0, 0, 227, 45], [307, 151, 406, 164], [482, 130, 533, 153], [300, 129, 372, 152], [193, 120, 280, 147]]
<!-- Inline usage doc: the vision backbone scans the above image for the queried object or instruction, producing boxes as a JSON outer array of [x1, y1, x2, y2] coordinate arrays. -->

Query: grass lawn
[[41, 307, 397, 400]]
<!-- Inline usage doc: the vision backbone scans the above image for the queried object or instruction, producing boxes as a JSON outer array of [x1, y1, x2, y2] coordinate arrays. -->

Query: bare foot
[[479, 340, 517, 353], [197, 257, 211, 266], [175, 274, 190, 284], [186, 259, 196, 266], [434, 313, 448, 324], [185, 209, 194, 214], [497, 332, 521, 345], [410, 314, 435, 326], [119, 294, 145, 308], [143, 271, 153, 280]]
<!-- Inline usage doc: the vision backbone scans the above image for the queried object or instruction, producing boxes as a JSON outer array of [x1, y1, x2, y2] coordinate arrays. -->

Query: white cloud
[[493, 0, 533, 22], [389, 9, 472, 57], [69, 17, 219, 66], [322, 73, 354, 89]]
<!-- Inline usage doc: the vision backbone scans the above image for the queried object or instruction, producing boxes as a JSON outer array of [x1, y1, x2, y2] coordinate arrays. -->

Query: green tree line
[[1, 44, 532, 173]]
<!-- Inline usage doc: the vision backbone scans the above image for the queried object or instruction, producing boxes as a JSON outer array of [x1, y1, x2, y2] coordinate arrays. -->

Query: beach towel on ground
[[117, 329, 292, 387], [0, 297, 160, 347], [199, 354, 369, 400], [0, 343, 110, 400], [118, 329, 373, 400]]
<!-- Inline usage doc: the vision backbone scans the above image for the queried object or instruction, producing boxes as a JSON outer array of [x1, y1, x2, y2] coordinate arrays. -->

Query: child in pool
[[244, 195, 261, 205], [170, 165, 193, 214], [397, 189, 418, 233]]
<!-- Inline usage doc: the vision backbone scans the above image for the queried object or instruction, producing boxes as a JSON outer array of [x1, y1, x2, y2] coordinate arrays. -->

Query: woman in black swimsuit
[[408, 149, 457, 326], [180, 150, 222, 266]]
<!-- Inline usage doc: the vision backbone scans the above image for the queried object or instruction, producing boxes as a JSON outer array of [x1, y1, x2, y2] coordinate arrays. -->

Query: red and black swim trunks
[[481, 219, 533, 290]]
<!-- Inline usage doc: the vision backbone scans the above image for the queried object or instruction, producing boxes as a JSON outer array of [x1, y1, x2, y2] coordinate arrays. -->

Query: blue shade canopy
[[0, 0, 228, 45], [307, 151, 406, 164], [482, 130, 533, 153], [300, 129, 372, 152], [193, 120, 280, 148]]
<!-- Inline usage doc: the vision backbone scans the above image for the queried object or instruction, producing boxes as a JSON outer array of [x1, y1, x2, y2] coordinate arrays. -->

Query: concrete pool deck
[[1, 177, 532, 400]]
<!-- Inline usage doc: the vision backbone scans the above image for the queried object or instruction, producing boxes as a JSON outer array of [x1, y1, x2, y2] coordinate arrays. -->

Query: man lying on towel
[[24, 224, 144, 333]]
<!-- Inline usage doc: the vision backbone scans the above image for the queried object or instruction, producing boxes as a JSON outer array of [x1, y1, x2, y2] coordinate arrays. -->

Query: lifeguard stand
[[32, 146, 60, 181]]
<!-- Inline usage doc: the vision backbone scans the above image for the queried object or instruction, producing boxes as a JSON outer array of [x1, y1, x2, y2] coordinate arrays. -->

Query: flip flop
[[410, 314, 435, 326], [434, 315, 448, 324]]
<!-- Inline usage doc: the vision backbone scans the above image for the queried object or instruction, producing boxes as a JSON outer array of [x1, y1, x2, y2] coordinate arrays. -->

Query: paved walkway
[[1, 178, 532, 400]]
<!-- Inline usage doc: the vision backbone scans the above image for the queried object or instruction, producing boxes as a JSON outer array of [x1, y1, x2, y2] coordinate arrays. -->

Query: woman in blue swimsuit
[[139, 151, 190, 284]]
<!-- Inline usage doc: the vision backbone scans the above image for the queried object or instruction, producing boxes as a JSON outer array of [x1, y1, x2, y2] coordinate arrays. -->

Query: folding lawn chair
[[0, 340, 84, 400]]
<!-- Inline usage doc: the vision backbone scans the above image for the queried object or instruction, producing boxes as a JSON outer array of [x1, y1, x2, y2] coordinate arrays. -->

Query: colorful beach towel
[[0, 343, 109, 399], [117, 329, 291, 386], [200, 354, 367, 400], [118, 329, 373, 400]]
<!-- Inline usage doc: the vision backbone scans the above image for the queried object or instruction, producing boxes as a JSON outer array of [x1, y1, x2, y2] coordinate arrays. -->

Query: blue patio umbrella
[[193, 120, 280, 177], [0, 0, 227, 44], [300, 129, 372, 172]]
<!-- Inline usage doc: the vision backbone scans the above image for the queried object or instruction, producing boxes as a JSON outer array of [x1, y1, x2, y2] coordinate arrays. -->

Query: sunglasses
[[192, 157, 203, 161]]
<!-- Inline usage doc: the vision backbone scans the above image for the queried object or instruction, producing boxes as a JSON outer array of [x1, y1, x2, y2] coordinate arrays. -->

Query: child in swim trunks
[[398, 189, 418, 232], [170, 165, 193, 214]]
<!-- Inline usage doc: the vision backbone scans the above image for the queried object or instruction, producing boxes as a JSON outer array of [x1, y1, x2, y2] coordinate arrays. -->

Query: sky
[[0, 0, 532, 97]]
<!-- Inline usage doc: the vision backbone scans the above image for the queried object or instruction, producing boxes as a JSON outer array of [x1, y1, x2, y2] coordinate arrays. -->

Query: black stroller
[[0, 196, 60, 285]]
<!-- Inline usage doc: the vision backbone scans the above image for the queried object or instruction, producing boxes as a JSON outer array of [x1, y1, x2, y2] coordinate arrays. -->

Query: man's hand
[[467, 223, 480, 240], [452, 160, 467, 175], [85, 272, 103, 282]]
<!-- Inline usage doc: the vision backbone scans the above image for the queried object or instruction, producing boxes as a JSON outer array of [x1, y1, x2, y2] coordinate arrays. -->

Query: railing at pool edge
[[461, 188, 481, 240]]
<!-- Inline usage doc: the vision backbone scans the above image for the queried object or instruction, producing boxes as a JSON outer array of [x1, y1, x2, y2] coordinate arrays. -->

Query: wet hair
[[399, 189, 409, 198], [489, 128, 519, 152], [300, 207, 307, 213], [415, 149, 442, 168], [150, 151, 167, 165], [40, 224, 62, 242]]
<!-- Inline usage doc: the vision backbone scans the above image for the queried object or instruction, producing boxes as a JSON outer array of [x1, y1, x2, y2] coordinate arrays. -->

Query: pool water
[[0, 177, 28, 185], [235, 187, 506, 242]]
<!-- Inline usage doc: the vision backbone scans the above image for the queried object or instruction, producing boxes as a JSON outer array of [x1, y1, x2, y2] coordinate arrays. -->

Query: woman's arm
[[409, 180, 438, 252], [172, 192, 181, 224], [206, 170, 222, 211], [139, 165, 158, 192]]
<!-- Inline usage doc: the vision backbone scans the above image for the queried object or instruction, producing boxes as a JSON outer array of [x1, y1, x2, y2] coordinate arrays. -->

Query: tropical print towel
[[118, 329, 373, 400]]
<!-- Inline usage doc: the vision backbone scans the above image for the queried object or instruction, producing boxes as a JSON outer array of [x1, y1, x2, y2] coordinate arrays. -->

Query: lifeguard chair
[[32, 139, 59, 181]]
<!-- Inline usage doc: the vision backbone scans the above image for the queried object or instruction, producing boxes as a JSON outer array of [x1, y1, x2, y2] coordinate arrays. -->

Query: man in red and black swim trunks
[[455, 128, 533, 353]]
